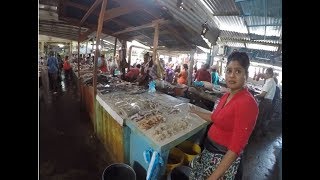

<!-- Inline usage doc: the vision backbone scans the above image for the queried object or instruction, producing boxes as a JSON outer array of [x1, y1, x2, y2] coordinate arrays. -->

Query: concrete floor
[[39, 75, 282, 180]]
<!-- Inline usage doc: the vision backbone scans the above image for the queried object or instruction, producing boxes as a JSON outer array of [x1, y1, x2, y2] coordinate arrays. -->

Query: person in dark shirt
[[125, 64, 141, 82], [195, 63, 211, 82]]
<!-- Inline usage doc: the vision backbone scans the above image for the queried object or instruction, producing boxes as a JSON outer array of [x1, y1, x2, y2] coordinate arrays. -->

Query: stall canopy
[[51, 0, 210, 50], [39, 0, 282, 54]]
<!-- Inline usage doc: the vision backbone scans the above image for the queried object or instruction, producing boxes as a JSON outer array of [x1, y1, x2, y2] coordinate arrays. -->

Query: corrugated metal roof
[[56, 0, 210, 49], [245, 16, 282, 26], [218, 41, 245, 48], [246, 43, 278, 51], [252, 39, 281, 44], [249, 34, 281, 45], [158, 0, 205, 32], [116, 10, 155, 27], [214, 16, 247, 33], [248, 26, 281, 37], [157, 0, 220, 44], [236, 0, 281, 17], [203, 0, 240, 15], [244, 16, 282, 37], [219, 30, 250, 40]]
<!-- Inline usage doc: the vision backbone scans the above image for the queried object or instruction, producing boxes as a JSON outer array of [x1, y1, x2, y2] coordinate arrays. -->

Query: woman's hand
[[189, 104, 197, 114]]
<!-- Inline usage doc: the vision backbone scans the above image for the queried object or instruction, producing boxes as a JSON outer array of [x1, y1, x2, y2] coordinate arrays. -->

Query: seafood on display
[[152, 119, 190, 141], [130, 109, 162, 122], [168, 106, 181, 114], [138, 114, 165, 130]]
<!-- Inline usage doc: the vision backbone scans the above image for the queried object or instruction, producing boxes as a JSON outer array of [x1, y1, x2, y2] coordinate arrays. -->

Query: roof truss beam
[[112, 19, 170, 35], [80, 0, 102, 24]]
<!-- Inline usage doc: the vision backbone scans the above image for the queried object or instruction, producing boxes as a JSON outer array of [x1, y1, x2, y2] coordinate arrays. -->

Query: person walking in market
[[47, 51, 59, 94], [57, 54, 63, 82], [63, 55, 72, 81]]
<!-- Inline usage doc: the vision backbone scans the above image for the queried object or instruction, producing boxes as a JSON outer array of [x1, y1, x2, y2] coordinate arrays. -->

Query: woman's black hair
[[227, 51, 250, 77], [183, 64, 188, 70], [266, 67, 274, 76]]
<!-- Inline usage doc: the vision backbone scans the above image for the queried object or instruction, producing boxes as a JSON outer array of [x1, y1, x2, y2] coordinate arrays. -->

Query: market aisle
[[39, 74, 112, 180], [39, 73, 282, 180], [242, 116, 282, 180]]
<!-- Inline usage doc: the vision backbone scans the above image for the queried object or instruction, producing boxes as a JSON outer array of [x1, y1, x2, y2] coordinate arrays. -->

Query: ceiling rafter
[[142, 8, 192, 47], [65, 1, 143, 23], [112, 19, 170, 35], [39, 31, 78, 41], [59, 17, 119, 41], [103, 3, 143, 22], [80, 0, 102, 24]]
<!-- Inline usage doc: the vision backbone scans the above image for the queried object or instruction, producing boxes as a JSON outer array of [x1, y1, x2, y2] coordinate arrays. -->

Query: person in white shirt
[[254, 68, 277, 136]]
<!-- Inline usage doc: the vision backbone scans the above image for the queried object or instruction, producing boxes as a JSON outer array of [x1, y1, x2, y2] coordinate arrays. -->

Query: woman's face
[[225, 60, 246, 91]]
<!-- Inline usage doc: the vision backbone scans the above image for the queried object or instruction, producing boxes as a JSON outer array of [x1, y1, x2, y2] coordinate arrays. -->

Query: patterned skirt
[[189, 148, 241, 180]]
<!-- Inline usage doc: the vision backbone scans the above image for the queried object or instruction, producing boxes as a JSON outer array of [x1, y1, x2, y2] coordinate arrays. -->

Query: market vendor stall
[[94, 85, 209, 178], [72, 65, 96, 122], [187, 86, 222, 111]]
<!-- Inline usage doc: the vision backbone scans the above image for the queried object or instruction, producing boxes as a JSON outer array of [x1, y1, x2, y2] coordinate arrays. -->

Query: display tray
[[98, 90, 209, 149]]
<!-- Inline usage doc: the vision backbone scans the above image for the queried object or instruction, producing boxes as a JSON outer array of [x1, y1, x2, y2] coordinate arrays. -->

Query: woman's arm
[[206, 150, 238, 180], [189, 105, 212, 122]]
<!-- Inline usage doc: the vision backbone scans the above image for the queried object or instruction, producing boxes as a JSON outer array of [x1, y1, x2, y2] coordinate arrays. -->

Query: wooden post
[[70, 41, 73, 57], [153, 22, 161, 79], [40, 42, 44, 57], [220, 61, 223, 76], [153, 22, 159, 64], [85, 41, 88, 56], [76, 29, 82, 110], [188, 49, 196, 86], [120, 39, 127, 77], [77, 27, 81, 79], [113, 37, 117, 58], [93, 0, 108, 97]]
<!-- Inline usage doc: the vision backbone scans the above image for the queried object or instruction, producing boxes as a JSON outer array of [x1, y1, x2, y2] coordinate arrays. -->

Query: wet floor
[[39, 74, 113, 180], [39, 73, 282, 180], [243, 118, 282, 180]]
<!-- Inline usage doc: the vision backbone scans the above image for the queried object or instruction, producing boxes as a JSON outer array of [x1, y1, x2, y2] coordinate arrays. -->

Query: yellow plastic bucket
[[166, 148, 185, 174], [176, 141, 201, 165]]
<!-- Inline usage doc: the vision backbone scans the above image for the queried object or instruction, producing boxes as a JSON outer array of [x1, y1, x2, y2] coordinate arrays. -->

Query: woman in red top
[[177, 64, 188, 85], [63, 55, 72, 80], [99, 55, 108, 73], [189, 52, 258, 180]]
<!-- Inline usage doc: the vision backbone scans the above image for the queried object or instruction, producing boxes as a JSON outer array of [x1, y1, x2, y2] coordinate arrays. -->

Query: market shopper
[[211, 66, 220, 85], [99, 55, 108, 73], [254, 68, 277, 136], [57, 54, 63, 82], [63, 55, 72, 81], [47, 52, 59, 94], [189, 51, 258, 180], [124, 64, 141, 82], [195, 64, 211, 82], [165, 63, 175, 83], [177, 64, 188, 85]]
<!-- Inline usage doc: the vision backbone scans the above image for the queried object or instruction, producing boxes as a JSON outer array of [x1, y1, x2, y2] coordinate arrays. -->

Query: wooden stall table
[[95, 93, 130, 163]]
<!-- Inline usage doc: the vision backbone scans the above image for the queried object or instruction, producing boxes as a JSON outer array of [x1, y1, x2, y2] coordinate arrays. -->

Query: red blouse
[[208, 88, 258, 155]]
